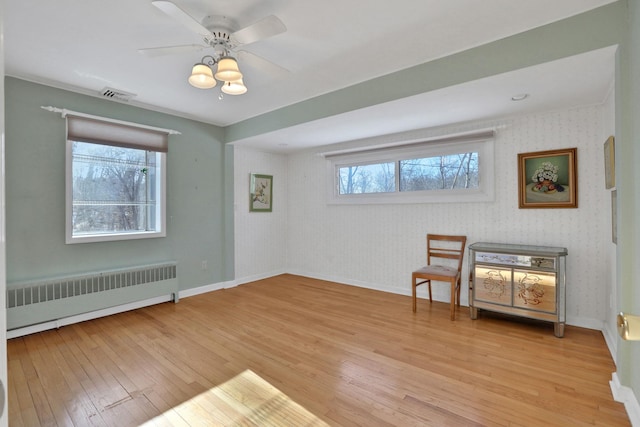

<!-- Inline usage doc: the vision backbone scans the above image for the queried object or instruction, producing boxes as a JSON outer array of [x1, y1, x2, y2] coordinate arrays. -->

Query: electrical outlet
[[201, 260, 207, 271]]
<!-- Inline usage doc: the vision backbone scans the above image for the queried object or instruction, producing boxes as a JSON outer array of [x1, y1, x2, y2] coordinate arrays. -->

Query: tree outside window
[[338, 153, 478, 195], [71, 141, 158, 235]]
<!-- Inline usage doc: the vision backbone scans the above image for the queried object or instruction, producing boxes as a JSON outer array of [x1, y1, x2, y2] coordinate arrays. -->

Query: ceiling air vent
[[99, 87, 137, 102]]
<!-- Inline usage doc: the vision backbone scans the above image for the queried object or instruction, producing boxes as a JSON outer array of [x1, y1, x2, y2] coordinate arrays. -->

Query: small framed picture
[[249, 173, 273, 212], [518, 148, 578, 209]]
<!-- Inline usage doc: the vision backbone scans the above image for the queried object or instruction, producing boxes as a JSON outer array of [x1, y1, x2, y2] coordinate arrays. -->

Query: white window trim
[[326, 136, 495, 205], [65, 144, 167, 244], [41, 106, 176, 244]]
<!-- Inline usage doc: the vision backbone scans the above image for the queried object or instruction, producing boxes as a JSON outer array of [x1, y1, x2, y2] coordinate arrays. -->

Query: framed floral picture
[[249, 173, 273, 212], [518, 148, 577, 209], [604, 135, 615, 189]]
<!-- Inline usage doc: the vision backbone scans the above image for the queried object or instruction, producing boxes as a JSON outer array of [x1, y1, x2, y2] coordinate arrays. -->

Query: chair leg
[[412, 275, 417, 312], [450, 280, 456, 320], [428, 282, 433, 303]]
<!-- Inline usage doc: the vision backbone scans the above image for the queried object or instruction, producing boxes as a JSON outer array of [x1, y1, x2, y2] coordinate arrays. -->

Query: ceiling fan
[[139, 0, 288, 95]]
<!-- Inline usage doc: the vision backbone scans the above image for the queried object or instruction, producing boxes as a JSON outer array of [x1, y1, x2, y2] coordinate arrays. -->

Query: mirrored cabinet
[[468, 242, 568, 337]]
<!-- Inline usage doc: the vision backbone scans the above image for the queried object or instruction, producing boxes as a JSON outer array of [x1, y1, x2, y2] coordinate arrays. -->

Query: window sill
[[66, 230, 166, 244], [327, 188, 494, 205]]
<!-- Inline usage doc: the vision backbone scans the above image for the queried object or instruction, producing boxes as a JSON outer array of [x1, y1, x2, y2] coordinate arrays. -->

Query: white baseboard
[[286, 270, 608, 330], [565, 315, 604, 332], [610, 372, 640, 426], [7, 294, 174, 339], [286, 269, 414, 297], [602, 322, 619, 361], [5, 270, 616, 351], [178, 281, 228, 299], [7, 279, 235, 338], [6, 275, 274, 338], [233, 269, 287, 287]]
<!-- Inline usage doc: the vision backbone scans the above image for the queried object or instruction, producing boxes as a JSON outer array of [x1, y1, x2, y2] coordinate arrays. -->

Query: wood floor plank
[[7, 274, 630, 426], [39, 330, 105, 426], [8, 358, 40, 427], [20, 336, 60, 426]]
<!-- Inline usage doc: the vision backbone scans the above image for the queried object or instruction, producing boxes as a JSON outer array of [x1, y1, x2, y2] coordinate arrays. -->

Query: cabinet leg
[[554, 322, 565, 338], [470, 307, 478, 320]]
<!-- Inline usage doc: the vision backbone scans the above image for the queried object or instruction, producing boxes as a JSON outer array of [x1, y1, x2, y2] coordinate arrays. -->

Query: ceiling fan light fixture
[[215, 56, 243, 81], [188, 63, 217, 89], [221, 79, 248, 95]]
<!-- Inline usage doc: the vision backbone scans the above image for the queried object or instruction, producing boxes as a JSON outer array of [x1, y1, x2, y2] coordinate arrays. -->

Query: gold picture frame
[[604, 135, 615, 189], [249, 173, 273, 212], [518, 148, 578, 209]]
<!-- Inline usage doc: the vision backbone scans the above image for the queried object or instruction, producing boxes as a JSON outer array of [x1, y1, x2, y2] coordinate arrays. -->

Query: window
[[327, 131, 494, 204], [338, 153, 479, 195], [399, 153, 478, 191], [65, 113, 169, 243], [339, 162, 395, 194]]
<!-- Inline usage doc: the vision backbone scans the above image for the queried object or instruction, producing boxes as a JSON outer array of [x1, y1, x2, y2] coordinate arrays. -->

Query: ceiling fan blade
[[231, 15, 286, 45], [152, 0, 213, 39], [238, 50, 289, 77], [138, 44, 208, 57]]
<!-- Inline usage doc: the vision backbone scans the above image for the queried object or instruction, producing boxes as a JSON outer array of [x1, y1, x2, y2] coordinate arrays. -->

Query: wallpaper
[[235, 104, 613, 329], [234, 148, 289, 282]]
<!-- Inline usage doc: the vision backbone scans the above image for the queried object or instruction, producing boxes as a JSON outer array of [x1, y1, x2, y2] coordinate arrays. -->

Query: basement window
[[325, 130, 495, 204], [64, 113, 169, 243]]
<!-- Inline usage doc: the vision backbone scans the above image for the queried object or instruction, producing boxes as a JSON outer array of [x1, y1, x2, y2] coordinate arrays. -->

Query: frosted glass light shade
[[188, 64, 216, 89], [221, 79, 248, 95], [214, 57, 242, 81]]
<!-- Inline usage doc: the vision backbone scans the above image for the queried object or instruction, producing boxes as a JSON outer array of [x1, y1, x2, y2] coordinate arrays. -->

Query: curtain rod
[[41, 106, 181, 135], [319, 128, 496, 158]]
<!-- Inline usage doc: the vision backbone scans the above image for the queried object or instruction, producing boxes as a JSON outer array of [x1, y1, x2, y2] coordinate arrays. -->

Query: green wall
[[617, 0, 640, 403], [4, 77, 234, 292]]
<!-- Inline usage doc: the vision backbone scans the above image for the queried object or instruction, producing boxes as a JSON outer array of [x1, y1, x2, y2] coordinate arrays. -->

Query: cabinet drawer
[[474, 252, 556, 271]]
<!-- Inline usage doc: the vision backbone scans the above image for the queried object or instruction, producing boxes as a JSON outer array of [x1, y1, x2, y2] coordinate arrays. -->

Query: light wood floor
[[8, 274, 630, 426]]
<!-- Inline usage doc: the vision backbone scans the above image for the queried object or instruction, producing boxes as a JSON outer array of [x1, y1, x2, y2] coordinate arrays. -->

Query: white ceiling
[[4, 0, 616, 153]]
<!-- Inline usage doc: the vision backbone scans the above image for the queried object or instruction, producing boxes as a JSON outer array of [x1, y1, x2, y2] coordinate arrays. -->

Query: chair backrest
[[426, 234, 467, 272]]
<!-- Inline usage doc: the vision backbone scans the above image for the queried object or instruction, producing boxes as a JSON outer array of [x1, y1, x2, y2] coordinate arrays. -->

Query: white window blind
[[66, 115, 169, 152], [41, 106, 179, 152]]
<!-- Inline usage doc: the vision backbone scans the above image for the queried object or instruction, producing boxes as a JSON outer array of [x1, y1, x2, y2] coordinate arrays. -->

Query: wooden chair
[[412, 234, 467, 320]]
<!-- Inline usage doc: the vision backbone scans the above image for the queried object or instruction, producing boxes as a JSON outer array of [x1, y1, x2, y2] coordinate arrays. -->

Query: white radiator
[[7, 262, 178, 331]]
